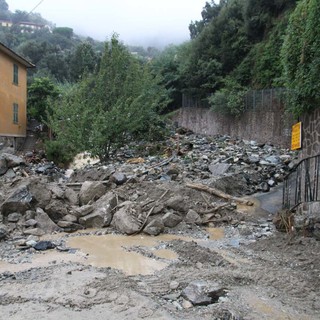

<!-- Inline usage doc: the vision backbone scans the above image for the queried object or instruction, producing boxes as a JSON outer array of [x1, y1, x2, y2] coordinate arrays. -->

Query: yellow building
[[0, 42, 35, 144]]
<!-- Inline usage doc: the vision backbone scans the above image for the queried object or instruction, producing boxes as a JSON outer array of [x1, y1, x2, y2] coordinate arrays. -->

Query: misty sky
[[5, 0, 208, 47]]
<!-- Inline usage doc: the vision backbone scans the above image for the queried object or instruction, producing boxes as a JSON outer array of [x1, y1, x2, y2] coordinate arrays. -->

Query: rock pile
[[0, 128, 297, 241]]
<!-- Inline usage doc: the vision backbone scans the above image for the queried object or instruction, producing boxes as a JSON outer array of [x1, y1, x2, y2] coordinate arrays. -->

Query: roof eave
[[0, 42, 35, 68]]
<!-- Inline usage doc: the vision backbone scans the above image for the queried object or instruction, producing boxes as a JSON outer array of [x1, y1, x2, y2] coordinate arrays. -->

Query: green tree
[[52, 27, 73, 39], [0, 0, 9, 19], [48, 36, 169, 162], [28, 77, 59, 122], [69, 42, 98, 81], [282, 0, 320, 116]]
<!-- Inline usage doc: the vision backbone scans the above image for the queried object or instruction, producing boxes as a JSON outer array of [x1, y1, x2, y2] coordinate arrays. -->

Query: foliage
[[45, 140, 76, 165], [47, 36, 169, 162], [27, 77, 59, 122], [282, 0, 320, 116], [69, 42, 99, 81], [209, 77, 247, 116]]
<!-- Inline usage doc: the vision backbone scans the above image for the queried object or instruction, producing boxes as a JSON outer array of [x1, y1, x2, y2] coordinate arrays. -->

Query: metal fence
[[244, 88, 288, 111], [283, 155, 320, 210], [182, 88, 288, 110]]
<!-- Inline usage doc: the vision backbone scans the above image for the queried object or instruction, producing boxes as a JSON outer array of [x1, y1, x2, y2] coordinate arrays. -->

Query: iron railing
[[283, 154, 320, 210]]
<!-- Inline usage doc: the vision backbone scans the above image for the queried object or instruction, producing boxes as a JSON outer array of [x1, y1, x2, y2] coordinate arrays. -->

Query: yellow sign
[[291, 122, 302, 150]]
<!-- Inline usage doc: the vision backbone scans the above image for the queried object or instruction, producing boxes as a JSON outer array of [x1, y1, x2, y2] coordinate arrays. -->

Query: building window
[[13, 103, 18, 124], [13, 64, 19, 85]]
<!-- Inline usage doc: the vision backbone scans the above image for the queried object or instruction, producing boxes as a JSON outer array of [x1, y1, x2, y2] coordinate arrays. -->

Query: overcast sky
[[5, 0, 207, 47]]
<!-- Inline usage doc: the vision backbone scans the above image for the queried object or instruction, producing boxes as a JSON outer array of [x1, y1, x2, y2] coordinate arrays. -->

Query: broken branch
[[186, 183, 253, 206]]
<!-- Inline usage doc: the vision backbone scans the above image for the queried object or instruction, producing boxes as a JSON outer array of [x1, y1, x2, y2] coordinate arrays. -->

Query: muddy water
[[67, 234, 188, 276]]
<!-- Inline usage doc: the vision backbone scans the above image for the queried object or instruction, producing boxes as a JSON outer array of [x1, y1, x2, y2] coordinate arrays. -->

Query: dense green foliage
[[47, 37, 169, 162], [281, 0, 320, 116], [152, 0, 297, 115], [27, 77, 59, 122], [2, 0, 320, 162]]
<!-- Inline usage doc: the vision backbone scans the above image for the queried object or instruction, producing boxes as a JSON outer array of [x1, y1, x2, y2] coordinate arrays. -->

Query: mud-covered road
[[1, 194, 320, 320], [1, 131, 319, 319]]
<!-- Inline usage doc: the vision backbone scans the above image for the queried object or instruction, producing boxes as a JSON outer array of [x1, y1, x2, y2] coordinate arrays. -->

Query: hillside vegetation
[[1, 0, 319, 161]]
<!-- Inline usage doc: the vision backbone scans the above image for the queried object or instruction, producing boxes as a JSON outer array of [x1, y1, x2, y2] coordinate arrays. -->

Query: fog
[[6, 0, 207, 47]]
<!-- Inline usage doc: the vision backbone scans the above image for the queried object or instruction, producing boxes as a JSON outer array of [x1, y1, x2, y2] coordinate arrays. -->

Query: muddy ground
[[1, 132, 319, 319], [1, 189, 320, 320]]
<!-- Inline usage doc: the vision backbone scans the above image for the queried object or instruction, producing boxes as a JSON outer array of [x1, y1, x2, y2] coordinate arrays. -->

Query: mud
[[1, 209, 320, 319]]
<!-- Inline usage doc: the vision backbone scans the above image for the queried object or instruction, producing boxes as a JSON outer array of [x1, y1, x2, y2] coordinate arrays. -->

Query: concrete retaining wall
[[174, 106, 294, 148]]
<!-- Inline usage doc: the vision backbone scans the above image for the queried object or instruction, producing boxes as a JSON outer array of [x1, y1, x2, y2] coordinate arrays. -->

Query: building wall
[[299, 107, 320, 160], [0, 51, 28, 137], [174, 106, 294, 148]]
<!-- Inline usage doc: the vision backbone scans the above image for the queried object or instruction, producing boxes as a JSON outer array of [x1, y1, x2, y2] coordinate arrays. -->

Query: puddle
[[207, 227, 225, 240], [67, 234, 189, 276], [244, 292, 312, 320]]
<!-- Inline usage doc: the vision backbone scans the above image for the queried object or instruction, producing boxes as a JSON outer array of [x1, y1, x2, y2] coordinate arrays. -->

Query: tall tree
[[282, 0, 320, 116], [48, 36, 169, 162]]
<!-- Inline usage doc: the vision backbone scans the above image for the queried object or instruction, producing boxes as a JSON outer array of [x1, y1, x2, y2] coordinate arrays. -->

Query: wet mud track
[[1, 188, 320, 319]]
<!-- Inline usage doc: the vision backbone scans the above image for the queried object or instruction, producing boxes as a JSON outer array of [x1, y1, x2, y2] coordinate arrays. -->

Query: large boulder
[[165, 196, 188, 213], [45, 200, 68, 222], [79, 181, 107, 205], [28, 179, 52, 208], [111, 201, 142, 235], [0, 153, 24, 174], [65, 187, 79, 205], [0, 224, 8, 240], [182, 281, 226, 306], [143, 218, 164, 236], [162, 212, 182, 228], [79, 192, 117, 228], [1, 186, 33, 216], [72, 205, 94, 218], [0, 157, 7, 175], [34, 207, 61, 233]]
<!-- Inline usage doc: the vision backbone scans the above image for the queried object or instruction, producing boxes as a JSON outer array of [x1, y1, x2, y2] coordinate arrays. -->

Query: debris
[[186, 183, 253, 206]]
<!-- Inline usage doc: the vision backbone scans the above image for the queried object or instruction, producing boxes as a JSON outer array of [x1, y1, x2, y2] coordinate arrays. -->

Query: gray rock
[[162, 212, 183, 228], [110, 172, 127, 185], [143, 218, 164, 236], [23, 228, 45, 237], [111, 202, 141, 235], [208, 163, 231, 176], [65, 187, 79, 205], [87, 192, 117, 227], [0, 153, 24, 168], [165, 196, 187, 213], [47, 184, 64, 199], [45, 200, 68, 222], [34, 240, 55, 251], [24, 219, 38, 227], [61, 214, 78, 223], [72, 205, 94, 218], [265, 155, 280, 165], [0, 225, 8, 240], [26, 239, 37, 247], [79, 181, 107, 205], [7, 212, 22, 222], [267, 179, 276, 187], [28, 180, 52, 208], [57, 221, 84, 231], [0, 157, 7, 175], [259, 182, 270, 192], [79, 212, 105, 228], [170, 281, 180, 290], [185, 209, 202, 224], [182, 280, 226, 306], [25, 210, 35, 220], [248, 154, 260, 164], [1, 186, 33, 216], [35, 207, 60, 233], [3, 169, 16, 179]]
